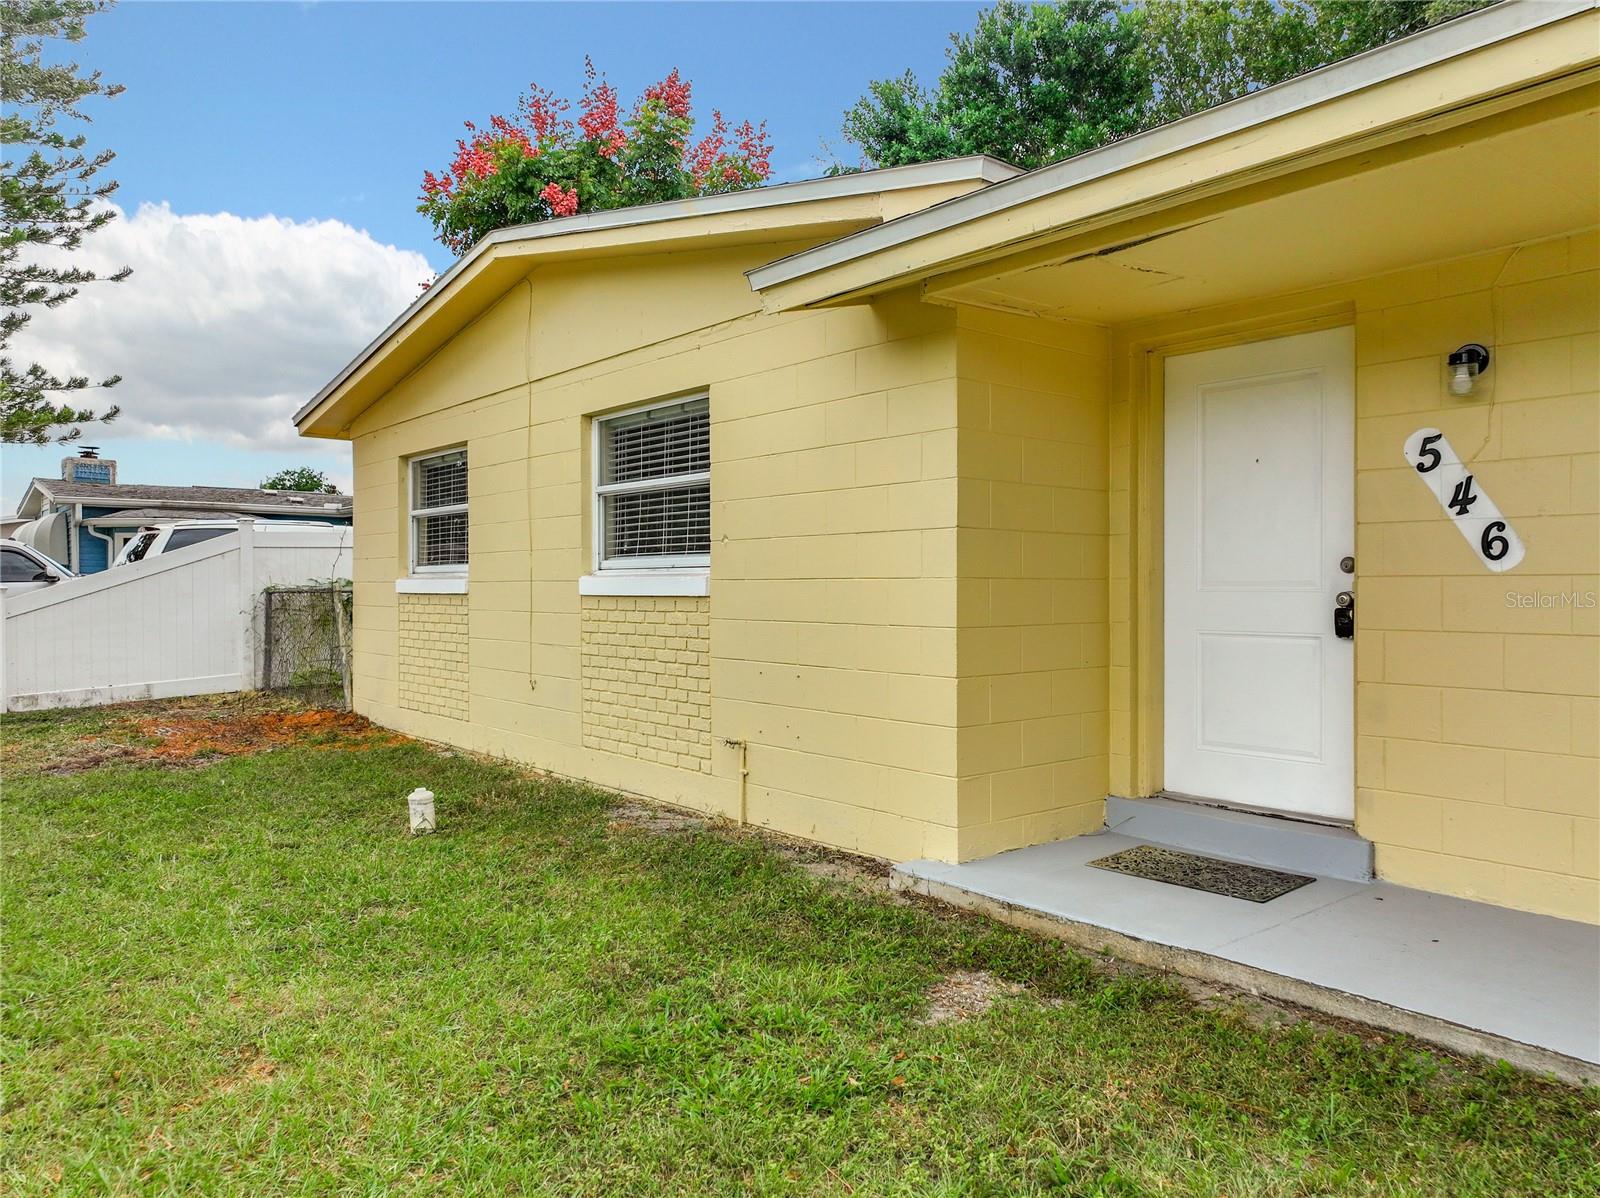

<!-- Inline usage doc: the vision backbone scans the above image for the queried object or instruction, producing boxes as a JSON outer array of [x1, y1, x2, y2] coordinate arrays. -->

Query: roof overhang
[[20, 482, 350, 520], [14, 481, 49, 520], [928, 83, 1596, 325], [69, 502, 348, 519], [749, 0, 1600, 313], [294, 157, 1019, 439], [80, 511, 239, 523]]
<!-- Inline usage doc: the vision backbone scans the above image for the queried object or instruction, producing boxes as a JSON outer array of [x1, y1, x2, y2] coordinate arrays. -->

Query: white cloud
[[10, 202, 433, 453]]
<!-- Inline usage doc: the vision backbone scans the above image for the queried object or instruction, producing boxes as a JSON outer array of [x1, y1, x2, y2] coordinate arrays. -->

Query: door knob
[[1334, 591, 1355, 640]]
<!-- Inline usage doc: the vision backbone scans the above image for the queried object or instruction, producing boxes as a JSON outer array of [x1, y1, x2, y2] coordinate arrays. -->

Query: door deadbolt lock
[[1339, 556, 1355, 574], [1334, 590, 1355, 640]]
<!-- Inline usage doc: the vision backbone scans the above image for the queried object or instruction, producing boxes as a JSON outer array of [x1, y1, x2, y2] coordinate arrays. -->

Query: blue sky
[[4, 1, 988, 512]]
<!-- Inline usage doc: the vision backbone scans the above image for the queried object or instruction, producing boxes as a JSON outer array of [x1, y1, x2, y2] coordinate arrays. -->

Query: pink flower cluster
[[520, 86, 571, 146], [420, 116, 533, 199], [579, 56, 626, 159], [687, 110, 729, 186], [640, 68, 692, 121], [688, 111, 773, 188], [540, 182, 580, 217], [735, 118, 772, 179]]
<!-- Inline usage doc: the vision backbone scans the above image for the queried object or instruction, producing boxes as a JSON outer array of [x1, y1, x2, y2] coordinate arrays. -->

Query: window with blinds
[[595, 397, 710, 570], [410, 449, 468, 572]]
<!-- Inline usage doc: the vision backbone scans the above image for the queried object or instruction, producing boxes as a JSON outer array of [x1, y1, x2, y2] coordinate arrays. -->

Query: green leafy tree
[[842, 0, 1496, 171], [1137, 1, 1322, 127], [261, 466, 340, 494], [843, 1, 1147, 170], [1139, 0, 1493, 126], [1, 0, 128, 445]]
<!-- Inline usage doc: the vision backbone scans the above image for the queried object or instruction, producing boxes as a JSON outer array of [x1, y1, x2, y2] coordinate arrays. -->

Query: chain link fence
[[262, 585, 353, 707]]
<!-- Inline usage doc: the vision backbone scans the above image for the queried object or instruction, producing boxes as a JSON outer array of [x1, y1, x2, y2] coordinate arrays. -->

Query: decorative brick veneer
[[398, 593, 469, 719], [580, 595, 712, 771]]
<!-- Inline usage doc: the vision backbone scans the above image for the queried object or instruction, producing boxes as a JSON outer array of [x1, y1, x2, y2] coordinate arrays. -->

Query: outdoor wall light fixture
[[1447, 343, 1491, 397]]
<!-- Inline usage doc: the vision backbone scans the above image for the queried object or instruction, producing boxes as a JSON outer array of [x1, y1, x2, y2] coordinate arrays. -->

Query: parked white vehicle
[[0, 538, 75, 595], [112, 519, 336, 567]]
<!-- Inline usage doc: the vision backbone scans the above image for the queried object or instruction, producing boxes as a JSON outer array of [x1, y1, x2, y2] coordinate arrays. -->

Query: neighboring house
[[297, 4, 1598, 926], [10, 453, 352, 574]]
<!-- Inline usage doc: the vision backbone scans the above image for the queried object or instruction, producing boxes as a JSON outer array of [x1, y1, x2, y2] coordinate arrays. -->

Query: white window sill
[[579, 570, 709, 597], [395, 576, 468, 595]]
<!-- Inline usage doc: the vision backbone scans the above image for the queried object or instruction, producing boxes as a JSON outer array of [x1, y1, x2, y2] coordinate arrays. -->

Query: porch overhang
[[749, 1, 1600, 323], [924, 83, 1598, 327]]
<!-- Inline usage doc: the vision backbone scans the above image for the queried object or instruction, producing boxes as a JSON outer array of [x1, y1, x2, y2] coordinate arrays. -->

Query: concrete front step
[[894, 834, 1600, 1085], [1105, 794, 1374, 881]]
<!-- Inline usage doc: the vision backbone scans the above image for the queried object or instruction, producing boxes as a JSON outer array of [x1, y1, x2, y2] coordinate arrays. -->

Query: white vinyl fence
[[0, 523, 352, 712]]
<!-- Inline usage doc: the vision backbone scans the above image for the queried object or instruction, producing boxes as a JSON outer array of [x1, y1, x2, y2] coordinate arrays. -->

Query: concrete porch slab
[[896, 832, 1600, 1084]]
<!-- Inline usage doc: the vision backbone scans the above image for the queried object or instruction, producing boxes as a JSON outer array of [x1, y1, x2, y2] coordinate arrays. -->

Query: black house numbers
[[1402, 428, 1525, 573]]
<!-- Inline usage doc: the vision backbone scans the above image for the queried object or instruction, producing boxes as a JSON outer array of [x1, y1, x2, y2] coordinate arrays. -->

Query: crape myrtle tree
[[842, 0, 1495, 172], [1, 0, 128, 445], [419, 59, 774, 256]]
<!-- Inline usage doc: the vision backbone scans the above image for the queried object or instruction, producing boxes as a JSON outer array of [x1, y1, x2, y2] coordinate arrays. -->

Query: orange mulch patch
[[125, 708, 406, 761], [6, 695, 416, 776]]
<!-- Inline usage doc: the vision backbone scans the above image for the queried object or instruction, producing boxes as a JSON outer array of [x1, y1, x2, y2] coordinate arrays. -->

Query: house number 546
[[1402, 428, 1524, 573]]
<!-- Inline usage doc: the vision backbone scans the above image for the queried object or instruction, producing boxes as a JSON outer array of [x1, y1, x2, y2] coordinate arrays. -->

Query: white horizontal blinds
[[598, 398, 710, 567], [412, 449, 468, 570], [606, 487, 710, 557]]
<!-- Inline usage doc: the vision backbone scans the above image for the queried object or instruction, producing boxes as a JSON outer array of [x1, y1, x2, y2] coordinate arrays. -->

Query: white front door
[[1163, 327, 1355, 821]]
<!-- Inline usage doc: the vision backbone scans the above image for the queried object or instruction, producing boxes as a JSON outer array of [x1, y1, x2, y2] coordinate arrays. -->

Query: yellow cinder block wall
[[349, 282, 534, 740], [350, 240, 968, 862], [1351, 231, 1598, 923], [953, 307, 1112, 861]]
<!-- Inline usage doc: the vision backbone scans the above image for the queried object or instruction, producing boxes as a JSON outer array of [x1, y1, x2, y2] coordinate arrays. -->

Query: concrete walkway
[[896, 832, 1600, 1083]]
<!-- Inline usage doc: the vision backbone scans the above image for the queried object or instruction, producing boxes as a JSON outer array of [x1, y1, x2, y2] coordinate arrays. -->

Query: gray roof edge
[[80, 509, 252, 523], [746, 0, 1597, 294], [28, 477, 351, 511]]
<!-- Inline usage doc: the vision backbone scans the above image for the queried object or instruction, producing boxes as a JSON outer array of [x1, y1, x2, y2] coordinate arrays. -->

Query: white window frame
[[590, 394, 710, 578], [408, 448, 468, 577]]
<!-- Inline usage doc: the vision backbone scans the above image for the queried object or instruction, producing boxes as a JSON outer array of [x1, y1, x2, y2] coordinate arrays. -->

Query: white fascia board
[[747, 0, 1597, 295], [292, 156, 1019, 430]]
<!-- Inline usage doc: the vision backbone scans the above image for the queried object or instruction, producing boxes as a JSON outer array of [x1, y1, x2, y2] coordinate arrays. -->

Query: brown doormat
[[1087, 844, 1315, 903]]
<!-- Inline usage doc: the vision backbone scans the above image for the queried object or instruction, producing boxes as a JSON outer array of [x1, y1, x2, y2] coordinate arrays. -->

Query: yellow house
[[298, 1, 1599, 928]]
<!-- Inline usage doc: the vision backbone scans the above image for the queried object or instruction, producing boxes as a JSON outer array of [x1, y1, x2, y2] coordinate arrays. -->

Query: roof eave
[[45, 493, 349, 515], [748, 0, 1600, 310], [14, 479, 51, 519]]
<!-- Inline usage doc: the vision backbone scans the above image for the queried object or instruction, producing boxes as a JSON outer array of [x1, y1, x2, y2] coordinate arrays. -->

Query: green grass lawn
[[3, 700, 1597, 1196]]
